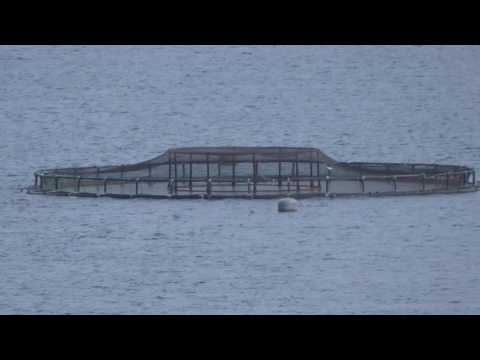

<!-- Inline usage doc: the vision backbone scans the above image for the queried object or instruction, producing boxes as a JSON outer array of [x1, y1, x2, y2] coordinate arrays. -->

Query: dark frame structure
[[29, 147, 477, 199]]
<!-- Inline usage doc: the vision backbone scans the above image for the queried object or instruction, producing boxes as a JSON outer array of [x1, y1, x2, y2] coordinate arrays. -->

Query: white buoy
[[278, 197, 298, 212]]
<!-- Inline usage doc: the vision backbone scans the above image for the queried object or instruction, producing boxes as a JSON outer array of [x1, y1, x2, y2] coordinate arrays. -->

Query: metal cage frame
[[29, 147, 478, 199]]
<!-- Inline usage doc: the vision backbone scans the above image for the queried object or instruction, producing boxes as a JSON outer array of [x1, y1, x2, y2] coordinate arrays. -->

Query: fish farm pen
[[29, 147, 478, 199]]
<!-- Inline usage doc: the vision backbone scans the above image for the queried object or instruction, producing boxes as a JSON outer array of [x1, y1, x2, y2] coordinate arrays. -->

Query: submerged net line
[[30, 146, 477, 199]]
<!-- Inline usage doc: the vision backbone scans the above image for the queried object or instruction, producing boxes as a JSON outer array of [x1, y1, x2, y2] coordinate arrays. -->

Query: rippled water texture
[[1, 45, 479, 314]]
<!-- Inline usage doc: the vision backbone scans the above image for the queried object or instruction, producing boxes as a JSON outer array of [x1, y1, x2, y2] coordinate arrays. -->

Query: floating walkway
[[29, 147, 477, 199]]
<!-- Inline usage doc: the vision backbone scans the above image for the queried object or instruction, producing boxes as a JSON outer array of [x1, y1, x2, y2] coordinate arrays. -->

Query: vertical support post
[[317, 160, 321, 190], [168, 153, 172, 180], [206, 154, 210, 178], [76, 176, 81, 192], [168, 179, 173, 195], [172, 154, 177, 194], [206, 178, 212, 197], [295, 154, 300, 193], [35, 175, 38, 188], [148, 165, 152, 177], [232, 162, 236, 187], [421, 173, 426, 192], [135, 178, 139, 195], [104, 178, 108, 193], [473, 170, 476, 186], [309, 161, 313, 188], [247, 178, 251, 194], [360, 176, 365, 193], [55, 176, 59, 190], [446, 172, 449, 190], [174, 152, 178, 181], [392, 176, 397, 192], [189, 154, 193, 191], [120, 166, 124, 178], [326, 166, 331, 194], [182, 162, 185, 180], [96, 167, 100, 178], [252, 154, 257, 196], [217, 163, 221, 177], [287, 177, 291, 193], [278, 161, 282, 187]]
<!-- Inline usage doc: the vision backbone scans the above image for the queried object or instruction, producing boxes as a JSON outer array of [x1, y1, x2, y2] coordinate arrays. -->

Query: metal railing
[[33, 165, 477, 199]]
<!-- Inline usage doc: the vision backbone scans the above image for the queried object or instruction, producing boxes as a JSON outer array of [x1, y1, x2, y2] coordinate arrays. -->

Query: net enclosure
[[30, 146, 477, 199]]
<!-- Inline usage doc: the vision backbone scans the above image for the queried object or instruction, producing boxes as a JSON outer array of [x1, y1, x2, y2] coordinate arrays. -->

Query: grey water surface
[[1, 45, 479, 314]]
